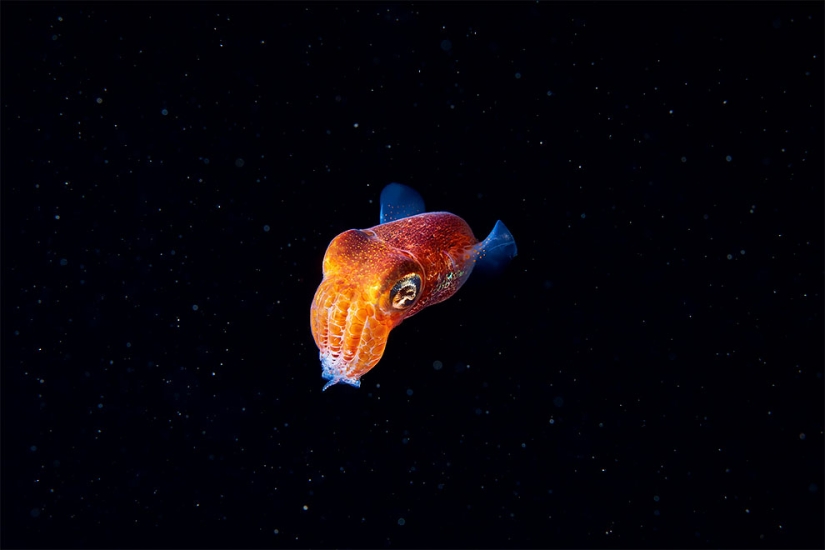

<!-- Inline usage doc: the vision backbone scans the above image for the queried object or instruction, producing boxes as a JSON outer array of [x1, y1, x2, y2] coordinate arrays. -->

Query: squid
[[310, 183, 517, 390]]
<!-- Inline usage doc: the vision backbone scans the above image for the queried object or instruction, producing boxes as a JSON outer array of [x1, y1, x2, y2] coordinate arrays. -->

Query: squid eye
[[390, 273, 421, 310]]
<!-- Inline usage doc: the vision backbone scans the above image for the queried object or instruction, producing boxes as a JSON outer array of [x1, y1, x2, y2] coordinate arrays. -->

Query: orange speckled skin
[[310, 212, 478, 388]]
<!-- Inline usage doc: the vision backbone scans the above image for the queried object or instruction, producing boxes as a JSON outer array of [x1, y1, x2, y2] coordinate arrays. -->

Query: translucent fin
[[473, 220, 518, 276], [380, 183, 426, 224]]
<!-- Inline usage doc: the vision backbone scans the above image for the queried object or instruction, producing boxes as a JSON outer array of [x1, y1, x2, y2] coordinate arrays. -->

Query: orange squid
[[310, 183, 517, 390]]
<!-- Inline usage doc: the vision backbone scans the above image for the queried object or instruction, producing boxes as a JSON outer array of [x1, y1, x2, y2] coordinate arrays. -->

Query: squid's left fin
[[380, 183, 426, 224]]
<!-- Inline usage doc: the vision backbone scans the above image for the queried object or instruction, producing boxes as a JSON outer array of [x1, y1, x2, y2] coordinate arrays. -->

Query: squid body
[[310, 183, 517, 390]]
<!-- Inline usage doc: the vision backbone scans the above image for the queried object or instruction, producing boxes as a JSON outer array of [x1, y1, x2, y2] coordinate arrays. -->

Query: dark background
[[2, 2, 823, 548]]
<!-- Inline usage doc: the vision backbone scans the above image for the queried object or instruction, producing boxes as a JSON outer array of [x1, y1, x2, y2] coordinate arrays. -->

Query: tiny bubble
[[515, 72, 522, 79], [681, 156, 687, 163], [192, 305, 199, 311], [725, 155, 732, 162], [397, 518, 406, 526], [60, 259, 68, 266], [235, 158, 245, 168], [433, 360, 443, 371], [161, 109, 168, 116], [264, 225, 270, 232]]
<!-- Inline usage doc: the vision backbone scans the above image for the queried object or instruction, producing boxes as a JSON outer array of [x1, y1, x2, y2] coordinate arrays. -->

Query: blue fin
[[380, 183, 426, 224], [473, 220, 518, 275]]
